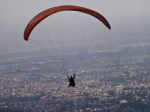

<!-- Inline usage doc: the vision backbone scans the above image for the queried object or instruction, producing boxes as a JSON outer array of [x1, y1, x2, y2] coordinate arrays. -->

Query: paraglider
[[24, 5, 111, 41], [67, 73, 76, 87], [23, 5, 111, 87]]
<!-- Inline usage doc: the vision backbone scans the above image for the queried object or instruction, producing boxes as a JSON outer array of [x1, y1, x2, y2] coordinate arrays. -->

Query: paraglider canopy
[[24, 5, 111, 41]]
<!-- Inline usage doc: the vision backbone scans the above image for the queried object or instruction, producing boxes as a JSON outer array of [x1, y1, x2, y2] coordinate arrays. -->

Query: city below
[[0, 45, 150, 112]]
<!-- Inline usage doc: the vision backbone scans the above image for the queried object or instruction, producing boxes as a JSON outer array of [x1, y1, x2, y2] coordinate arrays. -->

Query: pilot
[[67, 73, 76, 87]]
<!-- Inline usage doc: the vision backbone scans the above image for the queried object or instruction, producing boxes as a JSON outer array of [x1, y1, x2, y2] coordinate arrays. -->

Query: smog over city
[[0, 0, 150, 112]]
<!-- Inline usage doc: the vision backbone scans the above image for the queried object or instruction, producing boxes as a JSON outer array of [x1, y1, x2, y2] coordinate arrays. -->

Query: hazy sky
[[0, 0, 150, 54]]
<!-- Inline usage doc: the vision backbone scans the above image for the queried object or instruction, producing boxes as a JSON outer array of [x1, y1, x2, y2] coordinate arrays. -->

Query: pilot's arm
[[73, 73, 76, 78], [67, 74, 69, 79]]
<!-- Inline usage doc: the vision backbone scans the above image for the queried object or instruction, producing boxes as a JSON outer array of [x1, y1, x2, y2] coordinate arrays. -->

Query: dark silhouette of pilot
[[67, 73, 76, 87]]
